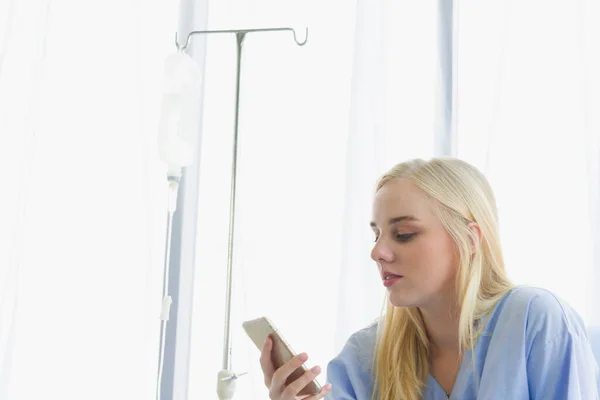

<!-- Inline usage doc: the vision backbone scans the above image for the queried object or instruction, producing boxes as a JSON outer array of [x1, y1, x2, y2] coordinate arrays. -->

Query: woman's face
[[370, 178, 459, 309]]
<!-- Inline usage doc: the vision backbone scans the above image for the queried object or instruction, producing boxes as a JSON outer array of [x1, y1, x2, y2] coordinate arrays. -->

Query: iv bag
[[157, 51, 203, 173]]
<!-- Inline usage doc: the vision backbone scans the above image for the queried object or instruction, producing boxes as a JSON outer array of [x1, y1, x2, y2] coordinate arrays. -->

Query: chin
[[388, 291, 421, 308]]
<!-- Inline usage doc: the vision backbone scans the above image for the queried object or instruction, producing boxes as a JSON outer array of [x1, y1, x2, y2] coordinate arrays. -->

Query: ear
[[467, 222, 482, 254]]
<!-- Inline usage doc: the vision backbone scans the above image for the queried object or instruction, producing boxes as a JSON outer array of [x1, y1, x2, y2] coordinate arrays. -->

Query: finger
[[270, 352, 309, 394], [298, 383, 333, 400], [281, 365, 323, 398], [259, 335, 275, 386]]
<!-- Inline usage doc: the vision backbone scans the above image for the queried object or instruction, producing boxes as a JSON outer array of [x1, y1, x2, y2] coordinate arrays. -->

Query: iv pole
[[175, 27, 307, 400]]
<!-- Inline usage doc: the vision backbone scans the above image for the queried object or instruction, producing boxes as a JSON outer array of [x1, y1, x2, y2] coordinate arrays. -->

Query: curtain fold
[[0, 1, 178, 398], [581, 0, 600, 328], [454, 0, 600, 325]]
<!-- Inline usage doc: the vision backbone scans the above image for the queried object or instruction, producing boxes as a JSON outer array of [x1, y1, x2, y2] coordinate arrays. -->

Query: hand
[[260, 335, 332, 400]]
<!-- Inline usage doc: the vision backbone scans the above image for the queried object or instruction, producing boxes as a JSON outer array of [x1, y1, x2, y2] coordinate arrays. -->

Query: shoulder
[[348, 320, 379, 346], [490, 286, 588, 343], [333, 320, 380, 365], [326, 321, 379, 398], [327, 320, 380, 372], [500, 287, 585, 329], [481, 288, 599, 398]]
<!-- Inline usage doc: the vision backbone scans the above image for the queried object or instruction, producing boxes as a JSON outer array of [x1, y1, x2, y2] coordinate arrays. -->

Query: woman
[[259, 158, 599, 399]]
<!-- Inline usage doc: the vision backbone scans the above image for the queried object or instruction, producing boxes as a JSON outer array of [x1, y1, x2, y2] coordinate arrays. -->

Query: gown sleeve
[[525, 292, 599, 399]]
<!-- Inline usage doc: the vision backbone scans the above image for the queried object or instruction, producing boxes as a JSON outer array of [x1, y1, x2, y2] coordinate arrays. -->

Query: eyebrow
[[369, 215, 419, 228]]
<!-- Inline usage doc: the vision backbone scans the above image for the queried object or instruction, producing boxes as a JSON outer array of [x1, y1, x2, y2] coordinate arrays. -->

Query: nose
[[371, 238, 394, 264]]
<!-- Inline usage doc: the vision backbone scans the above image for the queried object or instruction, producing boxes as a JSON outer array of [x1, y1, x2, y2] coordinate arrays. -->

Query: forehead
[[372, 178, 435, 222]]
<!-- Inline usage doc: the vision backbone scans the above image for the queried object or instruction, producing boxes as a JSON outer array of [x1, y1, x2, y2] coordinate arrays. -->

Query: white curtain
[[0, 1, 178, 398], [454, 0, 600, 326]]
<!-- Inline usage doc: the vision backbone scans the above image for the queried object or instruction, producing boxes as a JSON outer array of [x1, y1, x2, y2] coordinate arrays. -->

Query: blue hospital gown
[[326, 287, 599, 399]]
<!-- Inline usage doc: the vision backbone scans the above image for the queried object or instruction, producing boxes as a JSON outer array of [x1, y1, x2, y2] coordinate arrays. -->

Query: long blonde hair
[[372, 157, 513, 400]]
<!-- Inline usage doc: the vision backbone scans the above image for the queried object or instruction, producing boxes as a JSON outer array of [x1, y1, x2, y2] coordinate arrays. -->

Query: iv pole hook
[[174, 27, 308, 51]]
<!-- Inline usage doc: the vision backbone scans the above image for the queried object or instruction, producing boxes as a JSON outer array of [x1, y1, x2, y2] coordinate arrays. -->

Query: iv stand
[[175, 27, 307, 400]]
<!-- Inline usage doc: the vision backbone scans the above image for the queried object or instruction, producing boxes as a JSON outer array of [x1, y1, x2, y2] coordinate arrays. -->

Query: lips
[[381, 271, 403, 280], [380, 269, 403, 288], [382, 275, 402, 287]]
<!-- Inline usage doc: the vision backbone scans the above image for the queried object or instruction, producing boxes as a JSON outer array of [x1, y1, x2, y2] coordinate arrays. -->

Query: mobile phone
[[242, 317, 322, 396]]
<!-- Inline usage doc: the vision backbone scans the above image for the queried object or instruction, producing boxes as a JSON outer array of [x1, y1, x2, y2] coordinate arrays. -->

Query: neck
[[419, 295, 460, 354]]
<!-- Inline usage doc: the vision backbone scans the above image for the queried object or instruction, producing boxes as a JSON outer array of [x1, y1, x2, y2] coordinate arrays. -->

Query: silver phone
[[242, 317, 322, 396]]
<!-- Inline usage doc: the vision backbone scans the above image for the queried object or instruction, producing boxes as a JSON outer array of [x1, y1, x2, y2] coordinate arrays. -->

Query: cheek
[[411, 235, 458, 277]]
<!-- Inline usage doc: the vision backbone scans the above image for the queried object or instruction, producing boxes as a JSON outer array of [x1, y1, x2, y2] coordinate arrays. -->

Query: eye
[[396, 233, 416, 243], [373, 235, 379, 243]]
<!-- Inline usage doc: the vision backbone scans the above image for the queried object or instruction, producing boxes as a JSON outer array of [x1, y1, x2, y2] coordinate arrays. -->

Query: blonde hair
[[371, 157, 513, 400]]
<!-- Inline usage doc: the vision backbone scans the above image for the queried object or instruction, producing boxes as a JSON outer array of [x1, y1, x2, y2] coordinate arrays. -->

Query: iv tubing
[[156, 175, 179, 400]]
